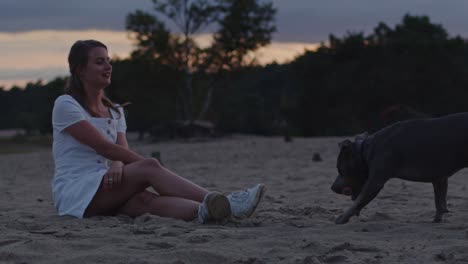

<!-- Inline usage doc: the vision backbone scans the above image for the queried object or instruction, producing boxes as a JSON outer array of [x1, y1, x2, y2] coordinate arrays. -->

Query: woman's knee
[[123, 158, 164, 185], [141, 158, 163, 170]]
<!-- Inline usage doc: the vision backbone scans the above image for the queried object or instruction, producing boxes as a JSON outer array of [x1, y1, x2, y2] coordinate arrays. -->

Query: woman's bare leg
[[84, 158, 208, 218], [116, 191, 199, 220], [130, 158, 208, 201]]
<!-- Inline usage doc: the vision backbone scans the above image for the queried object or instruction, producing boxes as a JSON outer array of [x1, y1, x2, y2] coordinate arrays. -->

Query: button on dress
[[51, 95, 127, 218]]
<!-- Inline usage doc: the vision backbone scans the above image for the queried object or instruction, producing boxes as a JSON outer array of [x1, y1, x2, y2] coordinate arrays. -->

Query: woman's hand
[[103, 161, 124, 191]]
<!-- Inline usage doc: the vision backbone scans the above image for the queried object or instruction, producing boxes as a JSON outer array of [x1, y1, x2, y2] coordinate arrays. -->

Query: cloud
[[0, 30, 134, 88], [0, 30, 318, 89], [0, 30, 133, 70], [0, 0, 152, 32], [2, 1, 468, 43], [188, 34, 319, 64]]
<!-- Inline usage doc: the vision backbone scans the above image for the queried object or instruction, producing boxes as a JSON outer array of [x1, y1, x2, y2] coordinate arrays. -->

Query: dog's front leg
[[335, 176, 388, 224], [432, 177, 449, 223]]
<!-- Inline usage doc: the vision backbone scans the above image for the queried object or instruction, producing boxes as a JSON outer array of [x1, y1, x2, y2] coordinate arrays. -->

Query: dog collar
[[353, 136, 369, 175]]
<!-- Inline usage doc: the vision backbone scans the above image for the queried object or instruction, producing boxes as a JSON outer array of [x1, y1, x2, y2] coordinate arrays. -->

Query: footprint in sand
[[131, 228, 155, 235], [160, 231, 179, 237], [301, 256, 321, 264], [265, 195, 283, 204], [327, 242, 381, 254], [319, 255, 348, 263], [434, 224, 466, 231], [234, 257, 266, 264], [187, 235, 212, 243], [286, 175, 305, 181], [0, 239, 32, 247], [434, 252, 455, 262], [317, 242, 383, 263], [364, 212, 394, 222], [145, 241, 174, 250], [377, 195, 408, 202]]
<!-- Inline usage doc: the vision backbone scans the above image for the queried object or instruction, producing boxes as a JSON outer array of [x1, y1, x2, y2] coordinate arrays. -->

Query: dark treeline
[[2, 14, 468, 138], [0, 79, 64, 135]]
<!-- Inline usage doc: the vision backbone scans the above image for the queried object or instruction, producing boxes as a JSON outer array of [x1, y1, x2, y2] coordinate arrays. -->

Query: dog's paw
[[335, 214, 350, 224], [433, 213, 445, 223], [433, 209, 449, 223]]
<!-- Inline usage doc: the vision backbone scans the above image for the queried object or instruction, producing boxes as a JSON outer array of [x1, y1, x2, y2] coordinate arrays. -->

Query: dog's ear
[[338, 139, 353, 160], [338, 139, 352, 149]]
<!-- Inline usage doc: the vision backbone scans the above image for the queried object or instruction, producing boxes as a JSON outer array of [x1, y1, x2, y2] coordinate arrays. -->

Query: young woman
[[51, 40, 265, 223]]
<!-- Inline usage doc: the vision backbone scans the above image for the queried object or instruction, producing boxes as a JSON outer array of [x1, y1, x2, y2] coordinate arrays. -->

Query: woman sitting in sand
[[51, 39, 265, 223]]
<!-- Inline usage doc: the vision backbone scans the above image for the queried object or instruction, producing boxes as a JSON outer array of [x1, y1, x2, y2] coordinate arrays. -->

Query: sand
[[1, 135, 468, 264]]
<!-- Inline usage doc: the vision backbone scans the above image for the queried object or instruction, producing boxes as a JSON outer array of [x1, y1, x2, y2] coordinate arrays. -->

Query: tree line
[[1, 10, 468, 138]]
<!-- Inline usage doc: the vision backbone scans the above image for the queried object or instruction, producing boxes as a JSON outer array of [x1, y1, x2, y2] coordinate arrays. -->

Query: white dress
[[51, 95, 127, 218]]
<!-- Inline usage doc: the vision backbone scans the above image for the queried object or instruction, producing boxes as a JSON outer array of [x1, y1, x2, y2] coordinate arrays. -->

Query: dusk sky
[[1, 0, 468, 88]]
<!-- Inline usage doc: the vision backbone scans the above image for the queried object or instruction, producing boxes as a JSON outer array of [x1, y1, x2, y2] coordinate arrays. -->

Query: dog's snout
[[331, 175, 344, 194], [331, 182, 341, 194]]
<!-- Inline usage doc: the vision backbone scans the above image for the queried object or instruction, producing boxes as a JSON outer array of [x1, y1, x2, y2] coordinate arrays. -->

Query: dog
[[331, 112, 468, 224]]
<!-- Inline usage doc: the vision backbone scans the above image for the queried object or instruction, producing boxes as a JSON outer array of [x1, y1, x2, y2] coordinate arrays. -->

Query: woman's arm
[[64, 120, 144, 164], [116, 132, 129, 149], [111, 132, 130, 169]]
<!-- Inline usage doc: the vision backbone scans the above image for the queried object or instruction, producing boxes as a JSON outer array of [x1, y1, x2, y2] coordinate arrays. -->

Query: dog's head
[[331, 139, 368, 200]]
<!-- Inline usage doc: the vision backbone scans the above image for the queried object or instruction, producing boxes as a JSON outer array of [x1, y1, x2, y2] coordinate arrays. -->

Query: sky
[[1, 0, 468, 88]]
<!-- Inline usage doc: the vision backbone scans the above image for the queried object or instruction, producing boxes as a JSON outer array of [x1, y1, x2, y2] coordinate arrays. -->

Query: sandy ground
[[1, 135, 468, 264]]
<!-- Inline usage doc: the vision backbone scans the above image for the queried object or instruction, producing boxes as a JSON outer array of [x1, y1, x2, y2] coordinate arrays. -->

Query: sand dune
[[1, 135, 468, 263]]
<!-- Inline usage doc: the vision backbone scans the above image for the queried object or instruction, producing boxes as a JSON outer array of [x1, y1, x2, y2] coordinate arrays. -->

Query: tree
[[127, 0, 220, 122], [284, 14, 468, 136], [126, 0, 276, 123], [198, 0, 276, 119], [108, 57, 180, 140], [205, 0, 276, 71]]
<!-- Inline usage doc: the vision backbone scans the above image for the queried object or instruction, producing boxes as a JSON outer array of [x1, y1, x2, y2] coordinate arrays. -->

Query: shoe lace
[[230, 190, 249, 203]]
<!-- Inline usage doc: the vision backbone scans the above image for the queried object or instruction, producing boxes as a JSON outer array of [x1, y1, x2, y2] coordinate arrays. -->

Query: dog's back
[[370, 112, 468, 181]]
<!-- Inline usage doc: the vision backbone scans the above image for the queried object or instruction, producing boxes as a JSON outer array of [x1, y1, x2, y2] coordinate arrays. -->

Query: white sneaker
[[198, 192, 232, 224], [227, 184, 266, 218]]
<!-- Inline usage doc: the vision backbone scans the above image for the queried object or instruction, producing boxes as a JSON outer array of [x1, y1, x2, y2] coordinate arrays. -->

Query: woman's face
[[80, 47, 112, 89]]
